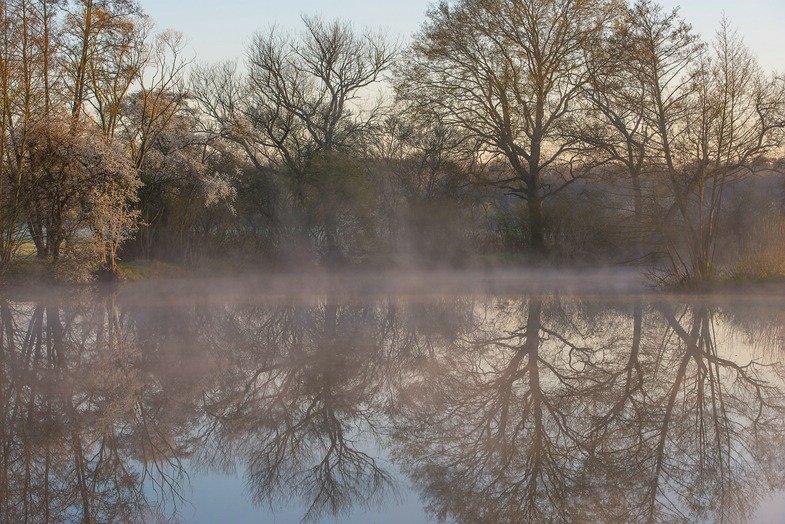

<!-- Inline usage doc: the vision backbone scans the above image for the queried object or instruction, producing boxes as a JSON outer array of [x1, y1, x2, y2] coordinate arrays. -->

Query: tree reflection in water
[[0, 293, 195, 523], [0, 289, 783, 523], [195, 302, 398, 521], [391, 298, 785, 523]]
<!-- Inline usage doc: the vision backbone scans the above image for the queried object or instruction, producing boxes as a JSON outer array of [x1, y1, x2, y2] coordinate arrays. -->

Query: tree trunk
[[631, 171, 644, 259], [27, 219, 46, 259], [527, 192, 546, 254], [323, 213, 341, 267]]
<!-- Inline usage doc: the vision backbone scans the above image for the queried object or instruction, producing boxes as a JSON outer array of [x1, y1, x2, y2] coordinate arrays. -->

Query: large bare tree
[[397, 0, 620, 253], [192, 16, 396, 261], [193, 16, 395, 195]]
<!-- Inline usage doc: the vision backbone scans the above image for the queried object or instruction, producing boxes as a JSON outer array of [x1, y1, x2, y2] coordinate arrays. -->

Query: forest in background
[[0, 0, 784, 287]]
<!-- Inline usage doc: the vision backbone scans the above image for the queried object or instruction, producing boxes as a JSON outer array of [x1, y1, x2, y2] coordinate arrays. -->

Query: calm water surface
[[2, 273, 785, 523]]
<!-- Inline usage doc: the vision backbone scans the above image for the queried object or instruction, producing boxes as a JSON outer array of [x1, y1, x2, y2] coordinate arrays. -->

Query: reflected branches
[[0, 290, 784, 523], [390, 298, 785, 523], [0, 294, 193, 523]]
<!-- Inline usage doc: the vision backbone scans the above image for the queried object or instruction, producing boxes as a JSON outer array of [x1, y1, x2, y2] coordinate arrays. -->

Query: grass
[[726, 218, 785, 283], [15, 240, 38, 258], [2, 258, 51, 285], [117, 260, 183, 281], [728, 257, 785, 283], [2, 238, 185, 284]]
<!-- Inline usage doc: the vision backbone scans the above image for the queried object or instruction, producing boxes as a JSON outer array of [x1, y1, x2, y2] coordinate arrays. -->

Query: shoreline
[[4, 262, 785, 302]]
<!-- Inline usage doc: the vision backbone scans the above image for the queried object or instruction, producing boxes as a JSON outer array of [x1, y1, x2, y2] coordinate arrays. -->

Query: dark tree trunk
[[27, 218, 47, 259], [527, 192, 546, 254]]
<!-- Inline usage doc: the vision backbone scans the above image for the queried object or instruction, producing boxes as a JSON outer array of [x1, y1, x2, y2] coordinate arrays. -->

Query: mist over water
[[2, 272, 785, 523]]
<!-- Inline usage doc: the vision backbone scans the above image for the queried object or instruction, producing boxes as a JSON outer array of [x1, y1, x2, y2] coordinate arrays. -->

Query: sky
[[141, 0, 785, 72]]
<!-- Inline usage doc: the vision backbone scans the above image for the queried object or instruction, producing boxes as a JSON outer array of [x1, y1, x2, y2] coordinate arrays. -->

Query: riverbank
[[6, 263, 785, 306], [5, 248, 785, 298]]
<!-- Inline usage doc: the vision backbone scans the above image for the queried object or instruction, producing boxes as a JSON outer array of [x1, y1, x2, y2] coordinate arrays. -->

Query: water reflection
[[391, 299, 785, 523], [0, 294, 193, 523], [195, 302, 400, 521], [1, 289, 784, 523]]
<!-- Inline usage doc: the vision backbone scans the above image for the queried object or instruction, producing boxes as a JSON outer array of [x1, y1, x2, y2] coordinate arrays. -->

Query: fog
[[2, 275, 785, 522]]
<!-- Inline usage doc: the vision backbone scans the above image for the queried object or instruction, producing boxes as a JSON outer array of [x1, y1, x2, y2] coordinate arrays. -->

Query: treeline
[[1, 0, 784, 285]]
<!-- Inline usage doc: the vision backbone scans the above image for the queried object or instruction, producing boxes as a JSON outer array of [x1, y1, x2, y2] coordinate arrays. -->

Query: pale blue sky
[[141, 0, 785, 72]]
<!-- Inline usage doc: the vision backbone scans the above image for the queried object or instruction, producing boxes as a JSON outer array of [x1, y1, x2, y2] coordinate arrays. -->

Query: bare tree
[[62, 0, 142, 124], [85, 9, 149, 140], [583, 9, 655, 258], [191, 16, 396, 262], [0, 0, 63, 266], [245, 16, 395, 173], [397, 0, 619, 253], [192, 16, 395, 193], [621, 1, 785, 285], [121, 29, 190, 169]]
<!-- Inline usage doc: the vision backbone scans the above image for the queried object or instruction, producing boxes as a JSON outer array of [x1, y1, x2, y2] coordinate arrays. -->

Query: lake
[[2, 272, 785, 523]]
